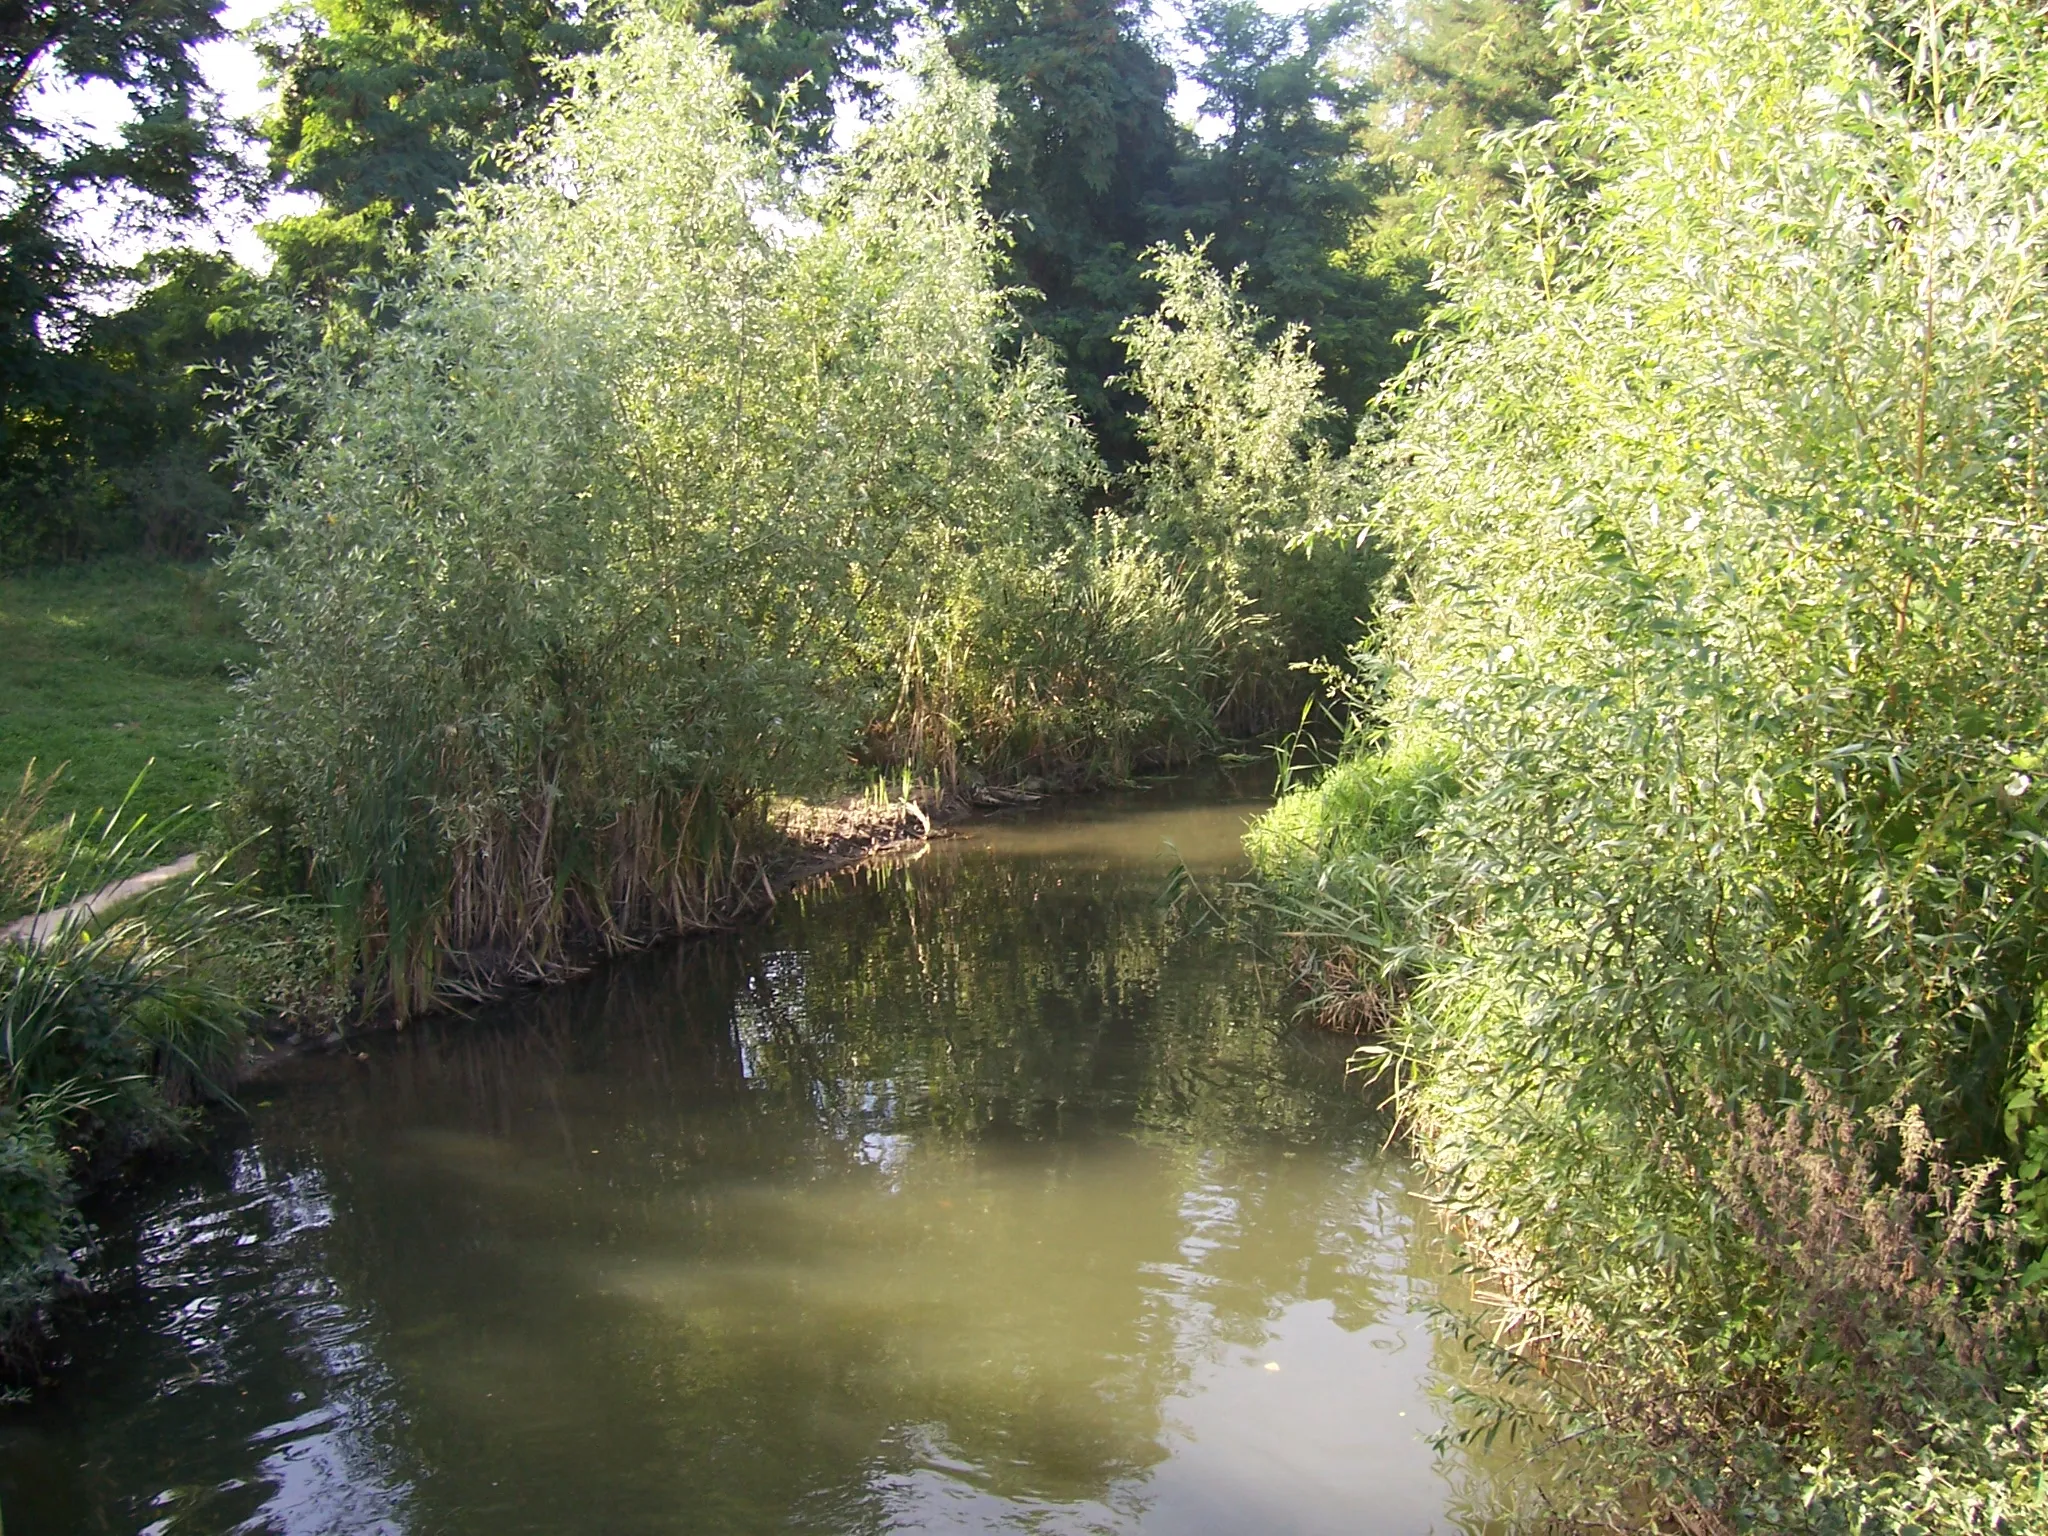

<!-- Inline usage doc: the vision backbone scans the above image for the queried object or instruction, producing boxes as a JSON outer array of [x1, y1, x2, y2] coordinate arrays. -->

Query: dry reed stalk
[[1287, 939, 1404, 1034]]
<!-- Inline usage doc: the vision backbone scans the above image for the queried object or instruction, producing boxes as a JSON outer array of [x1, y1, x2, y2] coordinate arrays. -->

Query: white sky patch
[[828, 20, 936, 156]]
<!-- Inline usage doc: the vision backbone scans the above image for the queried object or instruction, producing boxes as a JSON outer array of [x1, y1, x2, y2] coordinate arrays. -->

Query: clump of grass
[[1252, 732, 1457, 1039], [880, 529, 1237, 786], [0, 764, 64, 919], [0, 772, 251, 1363]]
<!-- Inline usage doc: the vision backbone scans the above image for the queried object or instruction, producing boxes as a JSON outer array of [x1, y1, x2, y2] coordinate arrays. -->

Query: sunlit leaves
[[1261, 0, 2048, 1520], [226, 17, 1088, 1000]]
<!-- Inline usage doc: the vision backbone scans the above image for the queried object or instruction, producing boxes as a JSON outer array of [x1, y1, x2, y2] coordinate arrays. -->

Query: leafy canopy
[[0, 0, 244, 564], [946, 0, 1186, 461]]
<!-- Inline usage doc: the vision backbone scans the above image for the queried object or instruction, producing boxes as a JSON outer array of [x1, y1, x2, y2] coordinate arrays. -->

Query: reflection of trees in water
[[11, 833, 1459, 1534], [0, 1140, 420, 1535], [737, 849, 1377, 1152]]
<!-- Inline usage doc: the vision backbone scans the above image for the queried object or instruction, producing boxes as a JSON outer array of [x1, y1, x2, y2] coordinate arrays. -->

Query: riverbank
[[240, 782, 1023, 1058], [0, 773, 1071, 1374], [2, 785, 1493, 1535]]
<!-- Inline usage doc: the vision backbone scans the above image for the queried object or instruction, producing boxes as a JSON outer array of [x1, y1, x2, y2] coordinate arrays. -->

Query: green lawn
[[0, 558, 254, 843]]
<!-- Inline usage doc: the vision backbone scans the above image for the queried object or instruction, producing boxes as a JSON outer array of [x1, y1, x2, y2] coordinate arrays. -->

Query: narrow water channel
[[0, 781, 1498, 1535]]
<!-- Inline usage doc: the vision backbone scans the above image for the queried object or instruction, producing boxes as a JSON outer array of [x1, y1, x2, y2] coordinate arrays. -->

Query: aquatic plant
[[878, 524, 1237, 784]]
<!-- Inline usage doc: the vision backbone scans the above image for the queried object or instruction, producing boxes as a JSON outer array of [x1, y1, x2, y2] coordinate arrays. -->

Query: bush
[[1254, 0, 2048, 1522], [882, 526, 1236, 783], [868, 243, 1383, 786], [227, 16, 1093, 1009], [1120, 244, 1377, 734]]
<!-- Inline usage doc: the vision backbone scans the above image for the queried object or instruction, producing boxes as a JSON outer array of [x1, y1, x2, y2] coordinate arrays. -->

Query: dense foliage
[[1254, 0, 2048, 1524], [949, 0, 1428, 450], [227, 14, 1376, 1013], [0, 0, 248, 566], [7, 0, 1469, 569], [945, 0, 1185, 460], [1360, 0, 1566, 194], [253, 0, 612, 295], [1119, 243, 1372, 725], [230, 20, 1088, 1004]]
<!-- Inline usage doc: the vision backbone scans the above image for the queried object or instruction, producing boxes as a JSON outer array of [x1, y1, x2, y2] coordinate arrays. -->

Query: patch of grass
[[0, 781, 256, 1365], [0, 558, 250, 845]]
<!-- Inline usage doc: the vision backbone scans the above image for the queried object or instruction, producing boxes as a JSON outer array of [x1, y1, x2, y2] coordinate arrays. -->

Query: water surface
[[0, 781, 1495, 1534]]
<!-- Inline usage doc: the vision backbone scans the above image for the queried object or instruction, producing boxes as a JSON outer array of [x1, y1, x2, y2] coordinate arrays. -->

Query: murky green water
[[0, 782, 1497, 1535]]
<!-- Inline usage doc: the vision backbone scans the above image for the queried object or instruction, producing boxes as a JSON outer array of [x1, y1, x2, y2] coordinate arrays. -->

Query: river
[[0, 780, 1501, 1534]]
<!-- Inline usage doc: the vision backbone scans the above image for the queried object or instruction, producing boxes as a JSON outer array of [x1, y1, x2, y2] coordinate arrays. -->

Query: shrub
[[1120, 244, 1378, 733], [1253, 0, 2048, 1521], [227, 16, 1093, 1009], [865, 242, 1382, 787]]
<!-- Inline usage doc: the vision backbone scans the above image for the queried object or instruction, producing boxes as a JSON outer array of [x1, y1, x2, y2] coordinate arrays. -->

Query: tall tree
[[258, 0, 908, 297], [946, 0, 1187, 462], [0, 0, 244, 565], [1330, 0, 1572, 399], [666, 0, 912, 153], [1361, 0, 1568, 191], [255, 0, 611, 294], [73, 248, 270, 556], [1167, 0, 1411, 417]]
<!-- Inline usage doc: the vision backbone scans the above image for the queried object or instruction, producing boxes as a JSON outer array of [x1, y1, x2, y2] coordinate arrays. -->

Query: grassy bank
[[0, 558, 248, 842]]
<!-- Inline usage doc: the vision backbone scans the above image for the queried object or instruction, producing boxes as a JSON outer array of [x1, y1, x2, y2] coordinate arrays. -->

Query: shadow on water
[[0, 776, 1508, 1535]]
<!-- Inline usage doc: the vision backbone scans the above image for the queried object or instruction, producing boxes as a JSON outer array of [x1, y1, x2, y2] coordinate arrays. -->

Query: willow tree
[[1257, 0, 2048, 1522], [229, 14, 1092, 1009]]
